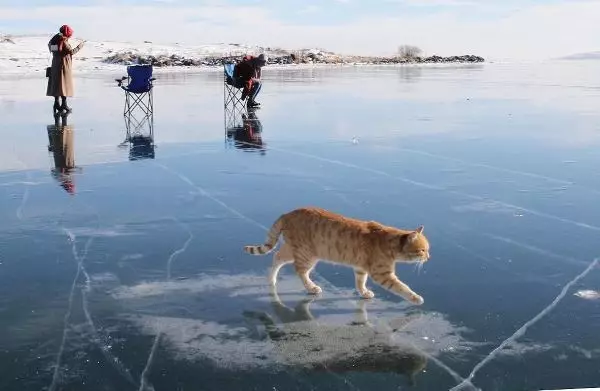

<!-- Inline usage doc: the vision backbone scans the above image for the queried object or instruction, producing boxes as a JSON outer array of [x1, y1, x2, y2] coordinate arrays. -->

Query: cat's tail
[[243, 216, 283, 255]]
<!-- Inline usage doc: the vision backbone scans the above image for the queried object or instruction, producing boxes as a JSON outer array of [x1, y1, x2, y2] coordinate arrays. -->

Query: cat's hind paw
[[360, 290, 375, 299], [307, 285, 323, 295]]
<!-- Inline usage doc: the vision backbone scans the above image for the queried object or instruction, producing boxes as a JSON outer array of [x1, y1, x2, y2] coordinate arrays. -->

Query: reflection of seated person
[[230, 112, 264, 152], [47, 112, 76, 194], [233, 54, 267, 109]]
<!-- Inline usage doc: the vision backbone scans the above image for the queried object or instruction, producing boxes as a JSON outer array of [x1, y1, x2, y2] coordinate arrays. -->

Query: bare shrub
[[398, 45, 422, 59]]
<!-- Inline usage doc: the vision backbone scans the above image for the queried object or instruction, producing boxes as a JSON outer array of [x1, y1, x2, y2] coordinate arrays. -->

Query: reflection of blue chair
[[129, 135, 155, 161], [224, 62, 246, 131], [119, 109, 155, 160], [123, 110, 154, 142], [116, 65, 155, 117]]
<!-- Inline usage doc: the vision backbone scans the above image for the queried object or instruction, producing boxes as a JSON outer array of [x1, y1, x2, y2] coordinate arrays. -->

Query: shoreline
[[0, 62, 490, 80], [1, 34, 485, 79]]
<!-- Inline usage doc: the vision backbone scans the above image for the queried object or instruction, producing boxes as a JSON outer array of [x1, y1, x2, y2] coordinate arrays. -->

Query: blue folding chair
[[116, 65, 155, 117], [223, 62, 246, 132], [224, 63, 244, 104]]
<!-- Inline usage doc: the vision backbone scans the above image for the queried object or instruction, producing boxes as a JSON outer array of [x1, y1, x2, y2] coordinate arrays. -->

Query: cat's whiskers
[[410, 258, 426, 274], [417, 260, 425, 274], [413, 261, 420, 273]]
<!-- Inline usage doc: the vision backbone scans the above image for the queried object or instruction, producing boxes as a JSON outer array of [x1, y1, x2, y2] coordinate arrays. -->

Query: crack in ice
[[14, 157, 31, 221], [228, 141, 600, 233], [156, 163, 478, 390], [155, 163, 369, 389], [449, 258, 599, 390], [376, 145, 590, 190], [48, 230, 94, 391], [138, 218, 194, 391]]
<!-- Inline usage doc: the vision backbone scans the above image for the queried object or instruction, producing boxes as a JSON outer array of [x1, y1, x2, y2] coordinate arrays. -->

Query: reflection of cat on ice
[[244, 287, 428, 386], [46, 111, 79, 194]]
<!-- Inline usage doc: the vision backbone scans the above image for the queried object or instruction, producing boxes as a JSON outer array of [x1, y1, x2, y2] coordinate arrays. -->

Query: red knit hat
[[59, 25, 73, 38]]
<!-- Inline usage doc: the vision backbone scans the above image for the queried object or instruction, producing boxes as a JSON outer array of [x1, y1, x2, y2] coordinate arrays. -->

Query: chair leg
[[224, 82, 250, 134], [124, 112, 134, 142], [125, 92, 153, 118], [123, 88, 154, 146]]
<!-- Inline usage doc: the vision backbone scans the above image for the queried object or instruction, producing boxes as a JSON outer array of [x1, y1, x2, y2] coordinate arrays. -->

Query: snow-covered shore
[[0, 35, 281, 76], [0, 34, 485, 78]]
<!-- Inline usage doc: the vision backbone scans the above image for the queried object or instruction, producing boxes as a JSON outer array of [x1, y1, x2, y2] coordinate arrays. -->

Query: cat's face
[[402, 226, 430, 263]]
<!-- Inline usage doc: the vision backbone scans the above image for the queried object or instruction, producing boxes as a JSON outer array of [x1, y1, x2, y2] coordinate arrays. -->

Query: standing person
[[46, 25, 85, 113], [234, 53, 268, 109]]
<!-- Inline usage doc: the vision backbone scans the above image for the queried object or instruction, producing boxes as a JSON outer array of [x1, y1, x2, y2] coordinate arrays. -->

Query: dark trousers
[[248, 80, 262, 102], [236, 79, 262, 102]]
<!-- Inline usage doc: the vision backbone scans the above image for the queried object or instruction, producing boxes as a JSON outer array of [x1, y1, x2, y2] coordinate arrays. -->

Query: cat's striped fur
[[244, 207, 430, 305]]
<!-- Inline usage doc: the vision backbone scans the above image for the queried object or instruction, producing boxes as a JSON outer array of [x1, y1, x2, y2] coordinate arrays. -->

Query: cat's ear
[[415, 225, 424, 234]]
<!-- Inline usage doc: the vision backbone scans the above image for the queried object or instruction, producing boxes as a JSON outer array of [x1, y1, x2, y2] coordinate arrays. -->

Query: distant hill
[[558, 51, 600, 60]]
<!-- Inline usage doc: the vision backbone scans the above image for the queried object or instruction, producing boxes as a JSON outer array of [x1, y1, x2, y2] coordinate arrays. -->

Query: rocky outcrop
[[0, 35, 16, 44], [103, 49, 484, 67], [104, 52, 223, 67], [104, 52, 307, 67], [423, 55, 484, 63]]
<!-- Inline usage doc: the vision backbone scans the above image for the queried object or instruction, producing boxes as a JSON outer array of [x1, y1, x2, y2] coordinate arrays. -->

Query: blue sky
[[1, 0, 600, 59]]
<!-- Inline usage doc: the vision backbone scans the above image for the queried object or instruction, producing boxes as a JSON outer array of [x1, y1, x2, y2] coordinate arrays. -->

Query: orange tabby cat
[[244, 207, 430, 305]]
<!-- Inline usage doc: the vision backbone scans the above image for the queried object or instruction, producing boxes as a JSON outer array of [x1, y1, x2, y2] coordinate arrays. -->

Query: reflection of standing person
[[47, 112, 76, 194], [234, 53, 267, 109], [46, 25, 85, 113]]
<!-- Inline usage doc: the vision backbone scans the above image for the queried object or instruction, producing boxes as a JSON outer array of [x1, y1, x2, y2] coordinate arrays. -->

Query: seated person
[[233, 54, 268, 108]]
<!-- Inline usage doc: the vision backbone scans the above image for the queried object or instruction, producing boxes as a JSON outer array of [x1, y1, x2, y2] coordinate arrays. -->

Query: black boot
[[60, 97, 72, 113], [247, 100, 261, 108], [53, 98, 60, 112]]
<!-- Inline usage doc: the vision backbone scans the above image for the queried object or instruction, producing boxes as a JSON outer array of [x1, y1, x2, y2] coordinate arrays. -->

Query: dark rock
[[102, 49, 484, 68]]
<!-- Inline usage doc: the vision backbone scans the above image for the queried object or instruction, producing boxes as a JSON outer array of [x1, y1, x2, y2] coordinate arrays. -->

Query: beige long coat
[[46, 38, 83, 97]]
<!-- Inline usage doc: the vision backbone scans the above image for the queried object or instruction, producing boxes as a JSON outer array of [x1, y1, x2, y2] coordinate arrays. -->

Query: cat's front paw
[[409, 294, 424, 305], [360, 290, 375, 299], [307, 285, 323, 295]]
